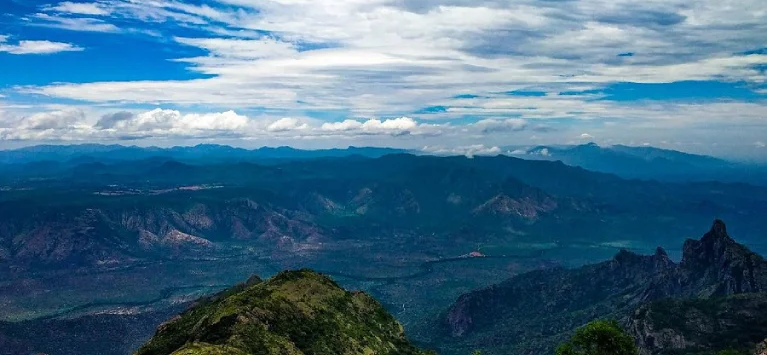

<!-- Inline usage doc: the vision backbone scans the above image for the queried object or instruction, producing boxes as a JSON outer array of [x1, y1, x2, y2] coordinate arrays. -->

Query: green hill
[[136, 269, 433, 355]]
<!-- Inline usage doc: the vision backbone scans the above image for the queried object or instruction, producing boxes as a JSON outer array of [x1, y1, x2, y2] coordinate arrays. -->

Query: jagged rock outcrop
[[755, 339, 767, 355], [442, 220, 767, 355], [628, 294, 767, 355], [679, 220, 767, 297], [136, 270, 433, 355]]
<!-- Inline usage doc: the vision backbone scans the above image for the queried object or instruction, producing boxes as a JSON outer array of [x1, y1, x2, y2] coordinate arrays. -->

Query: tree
[[555, 320, 639, 355]]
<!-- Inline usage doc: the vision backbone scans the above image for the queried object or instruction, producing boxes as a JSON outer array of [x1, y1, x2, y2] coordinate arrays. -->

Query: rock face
[[2, 199, 325, 268], [136, 269, 433, 355], [755, 339, 767, 355], [679, 220, 767, 297], [442, 220, 767, 355], [628, 294, 767, 355]]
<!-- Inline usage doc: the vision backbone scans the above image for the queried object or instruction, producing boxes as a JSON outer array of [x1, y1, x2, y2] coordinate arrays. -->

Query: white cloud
[[31, 13, 120, 32], [0, 108, 448, 142], [17, 109, 85, 130], [20, 0, 767, 113], [580, 133, 594, 139], [528, 147, 551, 157], [117, 109, 250, 132], [422, 144, 502, 158], [756, 141, 766, 148], [1, 108, 253, 141], [175, 37, 298, 59], [0, 35, 82, 54], [3, 0, 767, 157], [319, 117, 426, 136], [0, 109, 92, 141], [361, 117, 418, 132], [45, 2, 109, 16], [321, 119, 363, 132], [267, 117, 309, 132]]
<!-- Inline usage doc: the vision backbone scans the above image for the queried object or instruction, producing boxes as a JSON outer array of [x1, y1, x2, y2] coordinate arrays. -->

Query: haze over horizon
[[1, 0, 766, 160]]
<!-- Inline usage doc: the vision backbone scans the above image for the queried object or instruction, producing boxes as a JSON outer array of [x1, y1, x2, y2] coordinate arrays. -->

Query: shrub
[[555, 320, 639, 355]]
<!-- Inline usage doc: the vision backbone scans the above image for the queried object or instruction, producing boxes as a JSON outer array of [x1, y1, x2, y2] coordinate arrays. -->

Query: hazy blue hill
[[4, 143, 763, 186], [522, 143, 766, 185], [610, 144, 729, 168], [0, 144, 409, 165]]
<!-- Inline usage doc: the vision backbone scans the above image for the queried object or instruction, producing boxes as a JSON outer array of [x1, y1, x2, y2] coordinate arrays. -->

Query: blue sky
[[0, 0, 766, 159]]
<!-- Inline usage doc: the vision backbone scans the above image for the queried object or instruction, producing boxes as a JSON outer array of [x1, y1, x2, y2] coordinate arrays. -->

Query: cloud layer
[[0, 108, 468, 142], [0, 0, 765, 158]]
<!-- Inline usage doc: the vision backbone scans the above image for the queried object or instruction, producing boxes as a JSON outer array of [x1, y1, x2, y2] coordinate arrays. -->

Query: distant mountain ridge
[[3, 142, 765, 185], [442, 220, 767, 355], [520, 142, 767, 184], [0, 144, 409, 164]]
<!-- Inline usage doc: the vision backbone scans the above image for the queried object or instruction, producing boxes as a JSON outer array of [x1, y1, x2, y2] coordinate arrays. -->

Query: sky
[[0, 0, 766, 159]]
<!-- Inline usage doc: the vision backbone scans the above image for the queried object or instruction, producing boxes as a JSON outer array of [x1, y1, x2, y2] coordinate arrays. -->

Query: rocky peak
[[680, 220, 767, 297], [681, 220, 736, 268], [612, 248, 675, 274], [653, 246, 673, 270], [708, 219, 728, 239], [442, 220, 767, 353]]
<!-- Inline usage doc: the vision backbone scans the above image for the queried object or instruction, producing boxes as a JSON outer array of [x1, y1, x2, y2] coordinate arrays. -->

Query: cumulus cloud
[[321, 120, 364, 132], [422, 144, 503, 158], [17, 109, 85, 130], [0, 35, 82, 54], [580, 133, 594, 139], [1, 108, 255, 141], [0, 109, 91, 141], [319, 117, 422, 136], [0, 108, 458, 142], [361, 117, 417, 132], [320, 117, 432, 136], [267, 117, 309, 132], [109, 109, 250, 134]]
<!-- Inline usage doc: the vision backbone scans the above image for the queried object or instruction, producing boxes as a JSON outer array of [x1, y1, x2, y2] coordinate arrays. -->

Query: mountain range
[[2, 143, 766, 185], [3, 154, 767, 270], [1, 150, 767, 355]]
